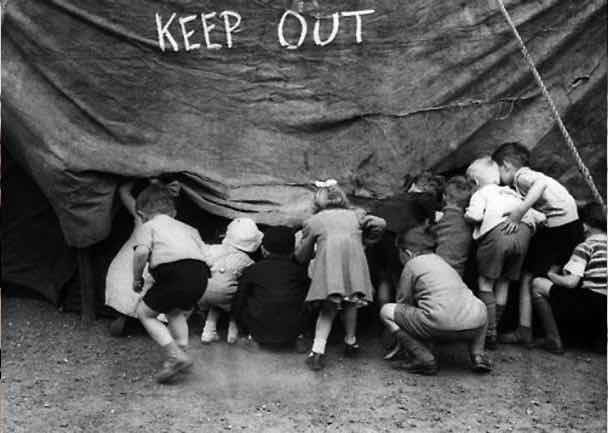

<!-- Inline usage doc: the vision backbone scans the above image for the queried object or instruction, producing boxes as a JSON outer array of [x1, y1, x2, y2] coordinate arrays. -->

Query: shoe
[[499, 326, 532, 347], [383, 342, 405, 361], [470, 353, 493, 373], [200, 330, 220, 344], [109, 316, 127, 337], [532, 338, 564, 355], [294, 336, 310, 354], [305, 352, 325, 371], [156, 343, 193, 383], [343, 342, 360, 358], [391, 359, 438, 375], [485, 334, 498, 351]]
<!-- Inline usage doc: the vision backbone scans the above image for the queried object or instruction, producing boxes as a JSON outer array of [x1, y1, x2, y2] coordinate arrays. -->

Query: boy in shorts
[[530, 203, 607, 354], [379, 226, 492, 375], [465, 157, 545, 349], [133, 183, 209, 383], [492, 142, 583, 345]]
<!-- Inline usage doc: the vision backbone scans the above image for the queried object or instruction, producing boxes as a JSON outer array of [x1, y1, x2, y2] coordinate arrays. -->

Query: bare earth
[[2, 297, 606, 433]]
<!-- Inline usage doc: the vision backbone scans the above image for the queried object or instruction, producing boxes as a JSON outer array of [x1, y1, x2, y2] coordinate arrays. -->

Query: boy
[[379, 226, 492, 375], [530, 202, 607, 354], [233, 226, 310, 347], [491, 142, 583, 345], [433, 175, 473, 277], [133, 183, 209, 383], [465, 157, 545, 349]]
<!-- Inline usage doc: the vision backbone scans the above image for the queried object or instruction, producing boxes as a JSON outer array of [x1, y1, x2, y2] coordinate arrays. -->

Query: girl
[[295, 180, 386, 371], [105, 179, 179, 335], [199, 218, 263, 344]]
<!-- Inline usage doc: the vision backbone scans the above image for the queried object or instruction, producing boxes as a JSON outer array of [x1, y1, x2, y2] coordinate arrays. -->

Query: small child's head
[[579, 202, 607, 234], [395, 225, 436, 265], [408, 172, 445, 203], [313, 180, 350, 213], [443, 176, 473, 209], [261, 226, 295, 258], [466, 156, 500, 188], [224, 218, 264, 253], [491, 142, 530, 186], [135, 181, 179, 221]]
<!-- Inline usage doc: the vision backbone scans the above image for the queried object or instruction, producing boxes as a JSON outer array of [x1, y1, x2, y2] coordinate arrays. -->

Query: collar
[[442, 204, 464, 213]]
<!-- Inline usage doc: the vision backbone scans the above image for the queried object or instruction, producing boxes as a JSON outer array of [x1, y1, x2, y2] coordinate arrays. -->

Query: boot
[[532, 297, 564, 355], [156, 341, 193, 383], [305, 352, 325, 371], [392, 330, 438, 375], [470, 353, 493, 373]]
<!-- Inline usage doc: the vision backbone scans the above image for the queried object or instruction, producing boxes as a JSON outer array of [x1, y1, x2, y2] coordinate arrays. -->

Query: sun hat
[[223, 218, 263, 253], [262, 226, 295, 255]]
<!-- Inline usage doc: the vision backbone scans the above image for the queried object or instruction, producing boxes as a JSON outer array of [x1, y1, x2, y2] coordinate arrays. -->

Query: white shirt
[[466, 184, 546, 240], [136, 214, 206, 268]]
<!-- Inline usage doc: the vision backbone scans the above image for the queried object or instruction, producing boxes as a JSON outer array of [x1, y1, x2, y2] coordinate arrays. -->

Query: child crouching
[[380, 226, 492, 375], [132, 183, 209, 383]]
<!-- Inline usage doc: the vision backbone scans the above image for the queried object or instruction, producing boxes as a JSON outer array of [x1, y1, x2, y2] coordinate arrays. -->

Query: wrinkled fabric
[[1, 0, 606, 248]]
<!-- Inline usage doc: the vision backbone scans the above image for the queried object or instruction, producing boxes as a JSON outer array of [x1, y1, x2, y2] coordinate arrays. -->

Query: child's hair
[[466, 156, 500, 186], [491, 142, 530, 168], [409, 171, 446, 202], [135, 183, 177, 216], [443, 176, 473, 209], [313, 184, 350, 213], [395, 225, 436, 254], [579, 202, 607, 231]]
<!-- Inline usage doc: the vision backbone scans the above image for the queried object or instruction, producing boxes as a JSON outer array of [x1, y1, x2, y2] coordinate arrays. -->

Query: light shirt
[[203, 243, 254, 294], [563, 233, 607, 295], [136, 214, 206, 269], [465, 184, 546, 240], [513, 167, 578, 227]]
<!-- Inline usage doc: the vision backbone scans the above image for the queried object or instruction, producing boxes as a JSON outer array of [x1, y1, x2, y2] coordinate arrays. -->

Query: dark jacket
[[233, 256, 310, 345]]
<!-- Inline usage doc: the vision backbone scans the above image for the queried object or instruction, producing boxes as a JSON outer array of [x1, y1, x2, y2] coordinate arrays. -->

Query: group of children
[[105, 142, 606, 383]]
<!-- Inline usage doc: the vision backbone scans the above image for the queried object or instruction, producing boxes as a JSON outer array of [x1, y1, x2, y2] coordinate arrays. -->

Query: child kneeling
[[132, 183, 209, 383], [380, 227, 492, 375]]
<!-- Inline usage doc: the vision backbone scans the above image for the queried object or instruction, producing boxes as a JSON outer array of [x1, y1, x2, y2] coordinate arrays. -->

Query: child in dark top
[[432, 176, 473, 277], [233, 226, 310, 347], [492, 142, 584, 345], [530, 203, 607, 354], [132, 183, 209, 383]]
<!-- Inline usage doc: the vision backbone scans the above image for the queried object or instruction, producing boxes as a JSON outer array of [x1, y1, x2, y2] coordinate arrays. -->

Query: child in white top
[[465, 157, 545, 348]]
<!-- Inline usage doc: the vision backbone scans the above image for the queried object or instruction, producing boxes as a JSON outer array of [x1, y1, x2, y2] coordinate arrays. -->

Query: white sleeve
[[465, 191, 485, 222]]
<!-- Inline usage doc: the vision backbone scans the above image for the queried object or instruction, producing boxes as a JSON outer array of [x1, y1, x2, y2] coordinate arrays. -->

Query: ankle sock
[[311, 338, 327, 354]]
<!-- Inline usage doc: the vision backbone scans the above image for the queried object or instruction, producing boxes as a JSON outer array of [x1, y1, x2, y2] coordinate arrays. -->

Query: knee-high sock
[[478, 291, 497, 336]]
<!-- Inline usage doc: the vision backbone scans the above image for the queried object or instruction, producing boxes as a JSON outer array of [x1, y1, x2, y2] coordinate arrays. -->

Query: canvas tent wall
[[1, 0, 606, 307]]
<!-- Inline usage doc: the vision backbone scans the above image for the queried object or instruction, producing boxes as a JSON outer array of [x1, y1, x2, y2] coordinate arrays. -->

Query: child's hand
[[133, 277, 144, 293], [501, 210, 523, 234]]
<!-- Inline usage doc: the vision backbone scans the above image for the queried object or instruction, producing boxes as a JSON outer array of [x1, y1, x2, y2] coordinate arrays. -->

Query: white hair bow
[[314, 179, 338, 188]]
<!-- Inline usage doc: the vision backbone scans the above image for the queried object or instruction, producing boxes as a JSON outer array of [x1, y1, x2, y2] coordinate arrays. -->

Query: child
[[530, 202, 607, 354], [132, 183, 209, 383], [294, 180, 386, 371], [492, 142, 583, 345], [199, 218, 263, 344], [105, 179, 177, 335], [233, 226, 310, 347], [433, 176, 473, 277], [380, 226, 492, 375], [465, 157, 545, 349]]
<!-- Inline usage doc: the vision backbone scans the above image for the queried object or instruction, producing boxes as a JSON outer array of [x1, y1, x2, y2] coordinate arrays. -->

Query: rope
[[496, 0, 606, 210]]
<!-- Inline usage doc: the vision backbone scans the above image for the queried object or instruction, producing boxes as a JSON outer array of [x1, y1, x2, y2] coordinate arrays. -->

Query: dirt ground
[[2, 296, 606, 433]]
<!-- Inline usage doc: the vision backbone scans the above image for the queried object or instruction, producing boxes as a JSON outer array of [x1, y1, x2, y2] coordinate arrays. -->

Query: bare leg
[[519, 272, 533, 328], [167, 309, 190, 347], [469, 321, 488, 356], [311, 302, 338, 354], [201, 307, 221, 343], [380, 304, 400, 333], [341, 303, 358, 345], [136, 302, 172, 346], [477, 276, 497, 348]]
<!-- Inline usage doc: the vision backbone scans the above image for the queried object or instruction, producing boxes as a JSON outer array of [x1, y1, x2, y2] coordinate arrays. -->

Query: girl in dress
[[295, 180, 386, 371]]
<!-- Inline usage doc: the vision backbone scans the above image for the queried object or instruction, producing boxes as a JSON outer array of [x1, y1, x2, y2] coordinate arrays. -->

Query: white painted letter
[[278, 10, 307, 50], [220, 11, 241, 49], [201, 12, 221, 49], [156, 13, 178, 52], [179, 15, 200, 51], [313, 12, 339, 46], [340, 9, 375, 43]]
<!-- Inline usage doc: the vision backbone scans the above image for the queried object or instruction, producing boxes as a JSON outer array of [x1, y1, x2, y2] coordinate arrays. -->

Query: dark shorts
[[525, 220, 584, 276], [143, 259, 210, 314], [549, 284, 607, 343], [476, 221, 532, 281]]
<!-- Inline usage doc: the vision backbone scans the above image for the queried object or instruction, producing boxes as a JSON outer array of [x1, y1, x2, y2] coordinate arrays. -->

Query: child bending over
[[132, 183, 209, 383], [380, 226, 492, 375], [492, 142, 583, 345], [465, 157, 545, 349], [530, 203, 607, 354], [295, 180, 386, 371]]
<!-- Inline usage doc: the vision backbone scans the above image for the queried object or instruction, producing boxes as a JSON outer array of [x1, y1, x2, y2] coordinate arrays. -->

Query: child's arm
[[360, 213, 387, 245], [132, 245, 150, 292], [119, 181, 138, 219], [503, 178, 547, 234], [464, 190, 485, 223], [294, 222, 316, 264], [547, 269, 581, 289]]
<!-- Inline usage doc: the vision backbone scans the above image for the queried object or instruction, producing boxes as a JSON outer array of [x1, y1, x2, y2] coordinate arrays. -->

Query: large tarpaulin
[[2, 0, 606, 248]]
